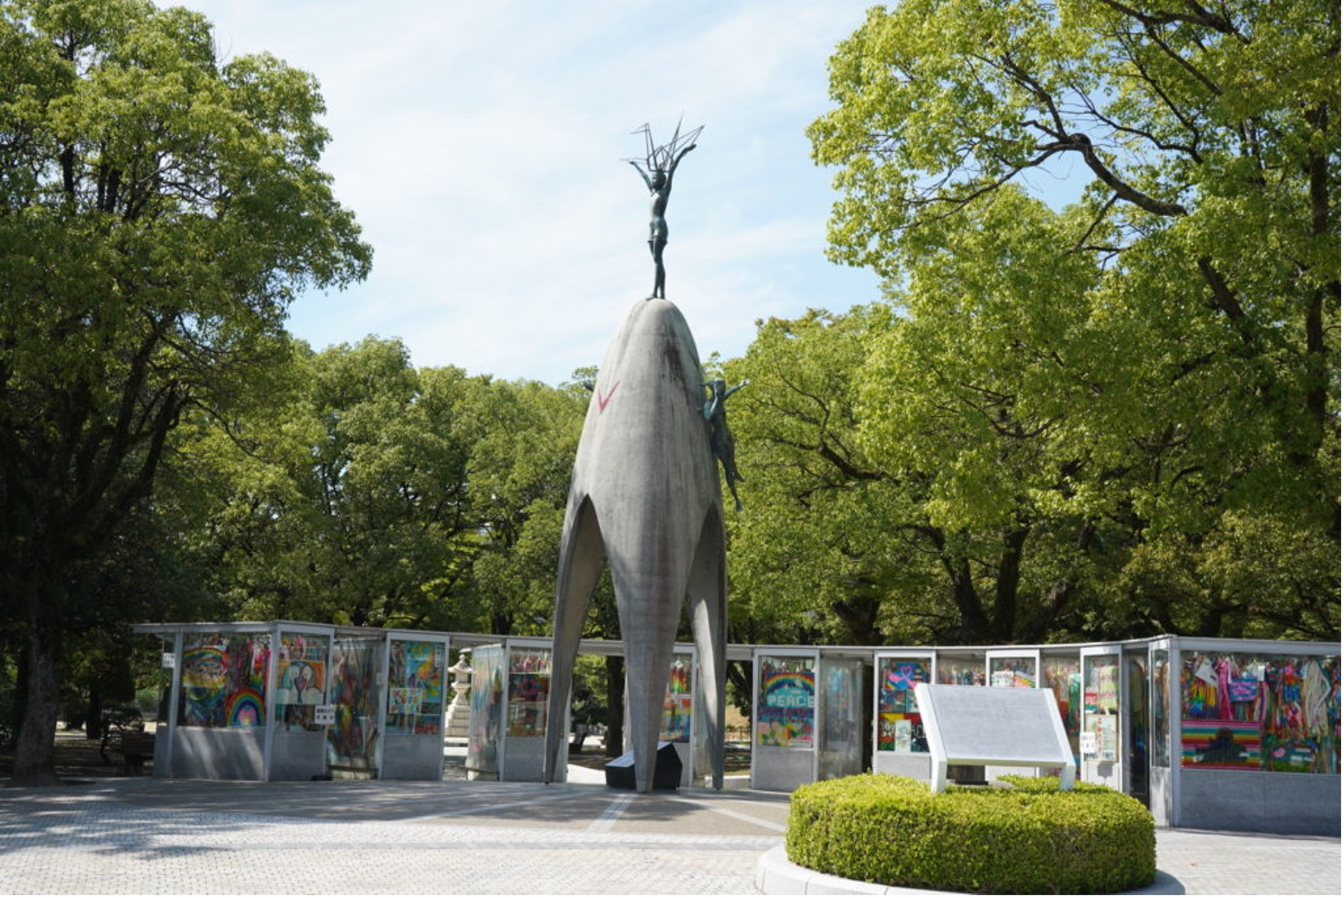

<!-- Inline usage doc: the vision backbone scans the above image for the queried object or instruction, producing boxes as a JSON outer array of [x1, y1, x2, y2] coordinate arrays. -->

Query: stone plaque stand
[[915, 682, 1075, 793]]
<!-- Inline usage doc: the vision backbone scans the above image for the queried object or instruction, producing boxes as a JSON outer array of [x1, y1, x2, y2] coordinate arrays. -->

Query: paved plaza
[[0, 773, 1338, 895]]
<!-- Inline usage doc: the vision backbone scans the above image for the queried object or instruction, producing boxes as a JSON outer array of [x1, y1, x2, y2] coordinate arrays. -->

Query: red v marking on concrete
[[597, 381, 620, 413]]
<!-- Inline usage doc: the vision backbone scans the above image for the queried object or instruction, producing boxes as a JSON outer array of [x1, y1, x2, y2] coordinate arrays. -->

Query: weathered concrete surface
[[544, 298, 727, 793]]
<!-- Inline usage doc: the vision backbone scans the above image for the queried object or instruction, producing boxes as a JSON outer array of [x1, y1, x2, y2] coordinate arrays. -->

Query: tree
[[724, 307, 916, 647], [805, 0, 1339, 641], [726, 290, 1117, 648], [59, 498, 219, 739], [458, 375, 589, 635], [852, 188, 1147, 643], [0, 0, 371, 783], [190, 340, 476, 629]]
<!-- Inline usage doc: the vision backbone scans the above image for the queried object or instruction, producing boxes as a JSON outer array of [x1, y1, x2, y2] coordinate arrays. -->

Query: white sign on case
[[914, 682, 1076, 793]]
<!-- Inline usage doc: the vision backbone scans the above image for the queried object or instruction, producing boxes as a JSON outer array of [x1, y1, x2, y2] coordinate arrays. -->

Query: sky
[[179, 0, 891, 385]]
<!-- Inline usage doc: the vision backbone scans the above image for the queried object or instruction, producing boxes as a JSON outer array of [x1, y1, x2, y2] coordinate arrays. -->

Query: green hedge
[[786, 774, 1155, 894]]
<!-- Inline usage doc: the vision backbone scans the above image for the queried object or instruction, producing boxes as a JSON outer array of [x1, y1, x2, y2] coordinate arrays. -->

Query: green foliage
[[177, 338, 589, 635], [733, 0, 1341, 644], [0, 0, 371, 780], [725, 307, 919, 646], [454, 376, 588, 635], [786, 774, 1155, 894]]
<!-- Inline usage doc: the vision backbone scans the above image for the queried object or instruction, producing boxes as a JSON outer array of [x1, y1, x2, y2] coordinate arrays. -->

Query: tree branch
[[1096, 0, 1241, 36]]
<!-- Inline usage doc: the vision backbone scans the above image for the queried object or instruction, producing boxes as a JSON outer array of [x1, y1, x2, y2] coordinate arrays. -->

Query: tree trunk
[[604, 655, 624, 758], [945, 555, 989, 642], [11, 578, 63, 785], [830, 594, 884, 645], [85, 680, 105, 741], [726, 659, 752, 723], [992, 525, 1030, 641]]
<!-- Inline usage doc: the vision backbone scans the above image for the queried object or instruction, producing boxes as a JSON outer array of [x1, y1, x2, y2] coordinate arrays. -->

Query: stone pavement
[[0, 775, 1337, 895]]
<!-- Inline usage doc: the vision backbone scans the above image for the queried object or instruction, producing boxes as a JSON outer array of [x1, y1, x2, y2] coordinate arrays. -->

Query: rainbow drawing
[[227, 688, 265, 728], [1181, 719, 1261, 769]]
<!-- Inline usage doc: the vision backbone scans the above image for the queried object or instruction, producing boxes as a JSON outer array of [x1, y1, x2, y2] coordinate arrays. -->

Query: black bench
[[100, 729, 155, 774]]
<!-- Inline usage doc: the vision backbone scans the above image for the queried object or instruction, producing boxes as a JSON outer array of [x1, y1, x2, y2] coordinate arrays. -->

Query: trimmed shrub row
[[786, 774, 1155, 894]]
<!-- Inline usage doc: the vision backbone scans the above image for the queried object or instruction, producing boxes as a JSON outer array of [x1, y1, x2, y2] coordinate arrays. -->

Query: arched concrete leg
[[544, 497, 605, 784], [687, 508, 727, 789], [614, 557, 685, 793]]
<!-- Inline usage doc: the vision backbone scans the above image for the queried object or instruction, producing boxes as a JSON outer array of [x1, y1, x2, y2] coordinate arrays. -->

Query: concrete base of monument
[[754, 846, 1184, 896]]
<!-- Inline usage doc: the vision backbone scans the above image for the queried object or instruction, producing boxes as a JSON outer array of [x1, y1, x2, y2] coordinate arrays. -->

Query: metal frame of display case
[[136, 621, 332, 782], [135, 621, 452, 782], [485, 637, 556, 783], [750, 647, 868, 791], [269, 622, 336, 782], [326, 628, 388, 779]]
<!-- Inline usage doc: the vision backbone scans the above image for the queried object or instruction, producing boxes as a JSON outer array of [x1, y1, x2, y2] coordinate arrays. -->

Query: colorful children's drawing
[[1181, 719, 1261, 769], [326, 638, 380, 768], [878, 659, 927, 716], [387, 640, 445, 735], [226, 688, 264, 728], [275, 634, 327, 731], [179, 633, 269, 728], [757, 665, 815, 748], [506, 671, 549, 737]]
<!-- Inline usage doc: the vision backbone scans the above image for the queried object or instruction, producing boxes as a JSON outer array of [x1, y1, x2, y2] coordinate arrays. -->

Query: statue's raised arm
[[662, 142, 696, 192], [627, 120, 703, 299], [628, 159, 654, 191]]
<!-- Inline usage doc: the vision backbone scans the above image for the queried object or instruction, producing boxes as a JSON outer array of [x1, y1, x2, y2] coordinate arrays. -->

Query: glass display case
[[169, 625, 273, 780], [1080, 647, 1123, 790], [466, 643, 505, 781], [465, 639, 557, 783], [660, 650, 696, 787], [751, 649, 817, 791], [1150, 636, 1339, 833], [873, 652, 934, 778], [817, 656, 866, 782], [270, 626, 331, 780], [326, 634, 383, 778], [130, 621, 1340, 834], [1042, 651, 1082, 765], [381, 631, 449, 779], [751, 648, 866, 790]]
